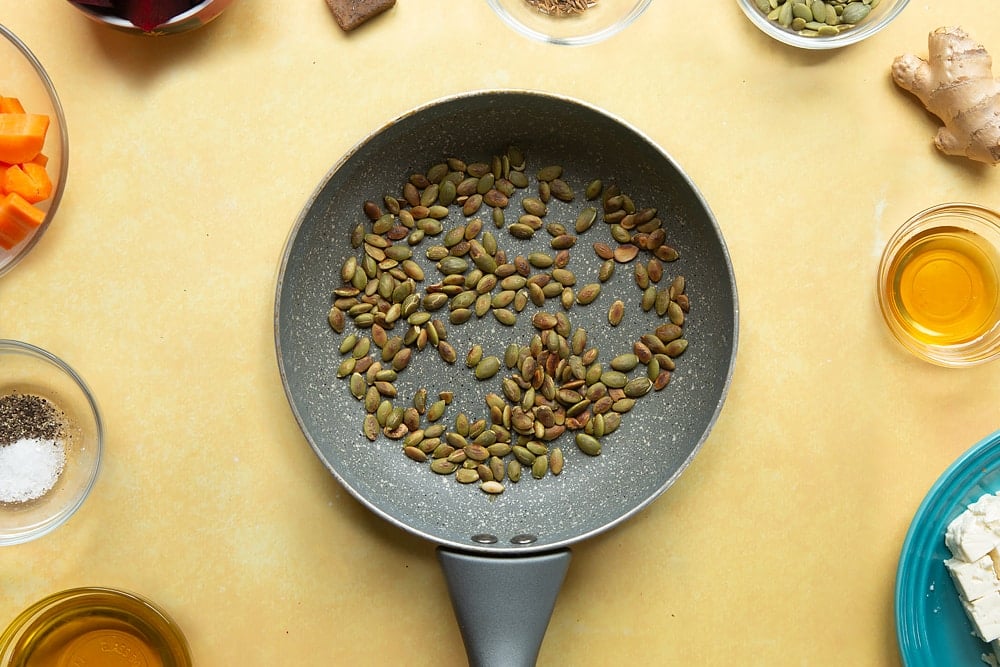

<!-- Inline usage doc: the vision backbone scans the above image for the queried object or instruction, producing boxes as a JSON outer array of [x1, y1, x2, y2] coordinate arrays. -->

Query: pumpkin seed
[[466, 344, 484, 368], [585, 179, 602, 200], [537, 165, 563, 181], [575, 207, 598, 234], [576, 433, 601, 456], [363, 414, 379, 441], [608, 300, 625, 326], [610, 353, 639, 372], [522, 197, 547, 217], [549, 179, 574, 202], [576, 283, 601, 305], [550, 234, 577, 250], [427, 400, 447, 422], [624, 377, 652, 398], [532, 455, 549, 479], [665, 339, 688, 358], [600, 370, 628, 388], [840, 1, 869, 23], [480, 480, 505, 494], [613, 244, 639, 263], [438, 340, 458, 364], [475, 356, 501, 380], [431, 459, 458, 475]]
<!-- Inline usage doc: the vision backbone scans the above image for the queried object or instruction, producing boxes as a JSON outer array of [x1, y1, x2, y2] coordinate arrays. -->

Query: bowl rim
[[875, 202, 1000, 367], [486, 0, 653, 46], [0, 24, 69, 278], [736, 0, 910, 50], [0, 339, 103, 546]]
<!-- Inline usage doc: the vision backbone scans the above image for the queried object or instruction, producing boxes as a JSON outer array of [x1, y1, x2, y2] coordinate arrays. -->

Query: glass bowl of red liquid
[[66, 0, 235, 35]]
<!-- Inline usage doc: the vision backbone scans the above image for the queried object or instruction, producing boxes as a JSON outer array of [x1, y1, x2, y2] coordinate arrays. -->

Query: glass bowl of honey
[[0, 587, 191, 666], [877, 203, 1000, 366]]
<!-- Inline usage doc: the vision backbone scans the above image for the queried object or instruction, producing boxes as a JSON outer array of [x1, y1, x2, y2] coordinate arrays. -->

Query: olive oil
[[25, 618, 164, 667], [1, 589, 189, 667], [888, 226, 1000, 345]]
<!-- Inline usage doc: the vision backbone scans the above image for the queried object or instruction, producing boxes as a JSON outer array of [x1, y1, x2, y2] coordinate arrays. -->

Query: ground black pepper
[[0, 392, 64, 447]]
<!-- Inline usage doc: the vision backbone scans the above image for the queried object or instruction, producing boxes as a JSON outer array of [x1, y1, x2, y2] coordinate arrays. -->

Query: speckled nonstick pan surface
[[274, 90, 738, 663]]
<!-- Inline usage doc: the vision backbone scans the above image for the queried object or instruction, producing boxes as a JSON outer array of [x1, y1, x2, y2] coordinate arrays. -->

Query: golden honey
[[0, 589, 190, 667], [887, 226, 1000, 345]]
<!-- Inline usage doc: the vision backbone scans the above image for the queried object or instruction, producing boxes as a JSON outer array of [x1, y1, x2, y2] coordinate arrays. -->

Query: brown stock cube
[[326, 0, 396, 31]]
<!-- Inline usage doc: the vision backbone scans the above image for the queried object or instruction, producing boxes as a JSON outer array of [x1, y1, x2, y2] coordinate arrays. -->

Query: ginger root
[[891, 27, 1000, 165]]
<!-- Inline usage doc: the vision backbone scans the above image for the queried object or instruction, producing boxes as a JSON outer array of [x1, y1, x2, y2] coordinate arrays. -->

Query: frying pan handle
[[437, 547, 571, 667]]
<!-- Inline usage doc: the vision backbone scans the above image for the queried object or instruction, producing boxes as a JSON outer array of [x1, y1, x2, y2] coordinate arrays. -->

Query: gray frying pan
[[275, 90, 738, 666]]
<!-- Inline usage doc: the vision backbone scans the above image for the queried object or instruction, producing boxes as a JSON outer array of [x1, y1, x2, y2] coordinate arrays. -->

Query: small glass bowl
[[66, 0, 235, 35], [736, 0, 909, 50], [877, 203, 1000, 367], [0, 587, 191, 667], [486, 0, 652, 46], [0, 340, 103, 545], [0, 26, 69, 277]]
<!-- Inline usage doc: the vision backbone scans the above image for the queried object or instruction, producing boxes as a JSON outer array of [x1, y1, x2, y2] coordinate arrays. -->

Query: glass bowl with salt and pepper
[[487, 0, 652, 46], [0, 340, 103, 546]]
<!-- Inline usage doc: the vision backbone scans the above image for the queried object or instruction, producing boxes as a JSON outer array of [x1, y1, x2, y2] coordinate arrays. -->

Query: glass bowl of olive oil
[[878, 203, 1000, 366], [0, 587, 191, 667]]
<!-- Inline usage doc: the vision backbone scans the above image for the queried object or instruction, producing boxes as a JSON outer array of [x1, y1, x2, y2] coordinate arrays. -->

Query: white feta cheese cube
[[970, 495, 1000, 531], [947, 555, 1000, 601], [947, 510, 1000, 562], [963, 591, 1000, 642]]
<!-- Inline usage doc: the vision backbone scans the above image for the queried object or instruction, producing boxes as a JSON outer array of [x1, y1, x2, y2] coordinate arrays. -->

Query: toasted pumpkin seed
[[608, 300, 625, 326]]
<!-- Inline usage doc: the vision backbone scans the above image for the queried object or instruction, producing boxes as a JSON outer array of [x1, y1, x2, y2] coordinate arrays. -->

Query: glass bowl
[[0, 25, 68, 277], [876, 203, 1000, 367], [0, 587, 191, 667], [736, 0, 909, 50], [66, 0, 235, 35], [0, 340, 102, 545], [486, 0, 652, 46]]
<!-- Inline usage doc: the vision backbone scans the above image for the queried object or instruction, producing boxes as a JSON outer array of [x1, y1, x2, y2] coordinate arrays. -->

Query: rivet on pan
[[471, 533, 498, 544], [510, 534, 537, 545]]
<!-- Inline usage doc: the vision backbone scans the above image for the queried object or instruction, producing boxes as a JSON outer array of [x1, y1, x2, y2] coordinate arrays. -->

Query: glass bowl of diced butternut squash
[[0, 25, 67, 277]]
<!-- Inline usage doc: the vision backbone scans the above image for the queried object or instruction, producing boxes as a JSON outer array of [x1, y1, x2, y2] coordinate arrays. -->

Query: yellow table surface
[[3, 1, 1000, 664]]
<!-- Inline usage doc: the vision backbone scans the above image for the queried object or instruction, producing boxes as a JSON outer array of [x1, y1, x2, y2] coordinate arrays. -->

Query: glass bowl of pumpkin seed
[[487, 0, 652, 46], [738, 0, 909, 49]]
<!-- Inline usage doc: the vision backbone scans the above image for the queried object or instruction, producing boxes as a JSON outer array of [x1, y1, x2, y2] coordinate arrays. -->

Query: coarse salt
[[0, 437, 66, 503]]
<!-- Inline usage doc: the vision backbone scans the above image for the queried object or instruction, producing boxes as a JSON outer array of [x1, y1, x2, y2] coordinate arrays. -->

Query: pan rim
[[274, 88, 740, 554]]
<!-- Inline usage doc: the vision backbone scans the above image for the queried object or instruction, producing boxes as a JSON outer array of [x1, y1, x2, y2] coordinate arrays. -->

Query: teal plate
[[896, 430, 1000, 665]]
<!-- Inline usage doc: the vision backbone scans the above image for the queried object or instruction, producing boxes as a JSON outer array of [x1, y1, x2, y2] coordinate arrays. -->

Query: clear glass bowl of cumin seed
[[487, 0, 652, 46], [737, 0, 909, 50], [0, 340, 103, 546]]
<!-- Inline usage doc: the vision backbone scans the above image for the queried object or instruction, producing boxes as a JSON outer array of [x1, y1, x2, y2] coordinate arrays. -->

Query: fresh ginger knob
[[892, 27, 1000, 165]]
